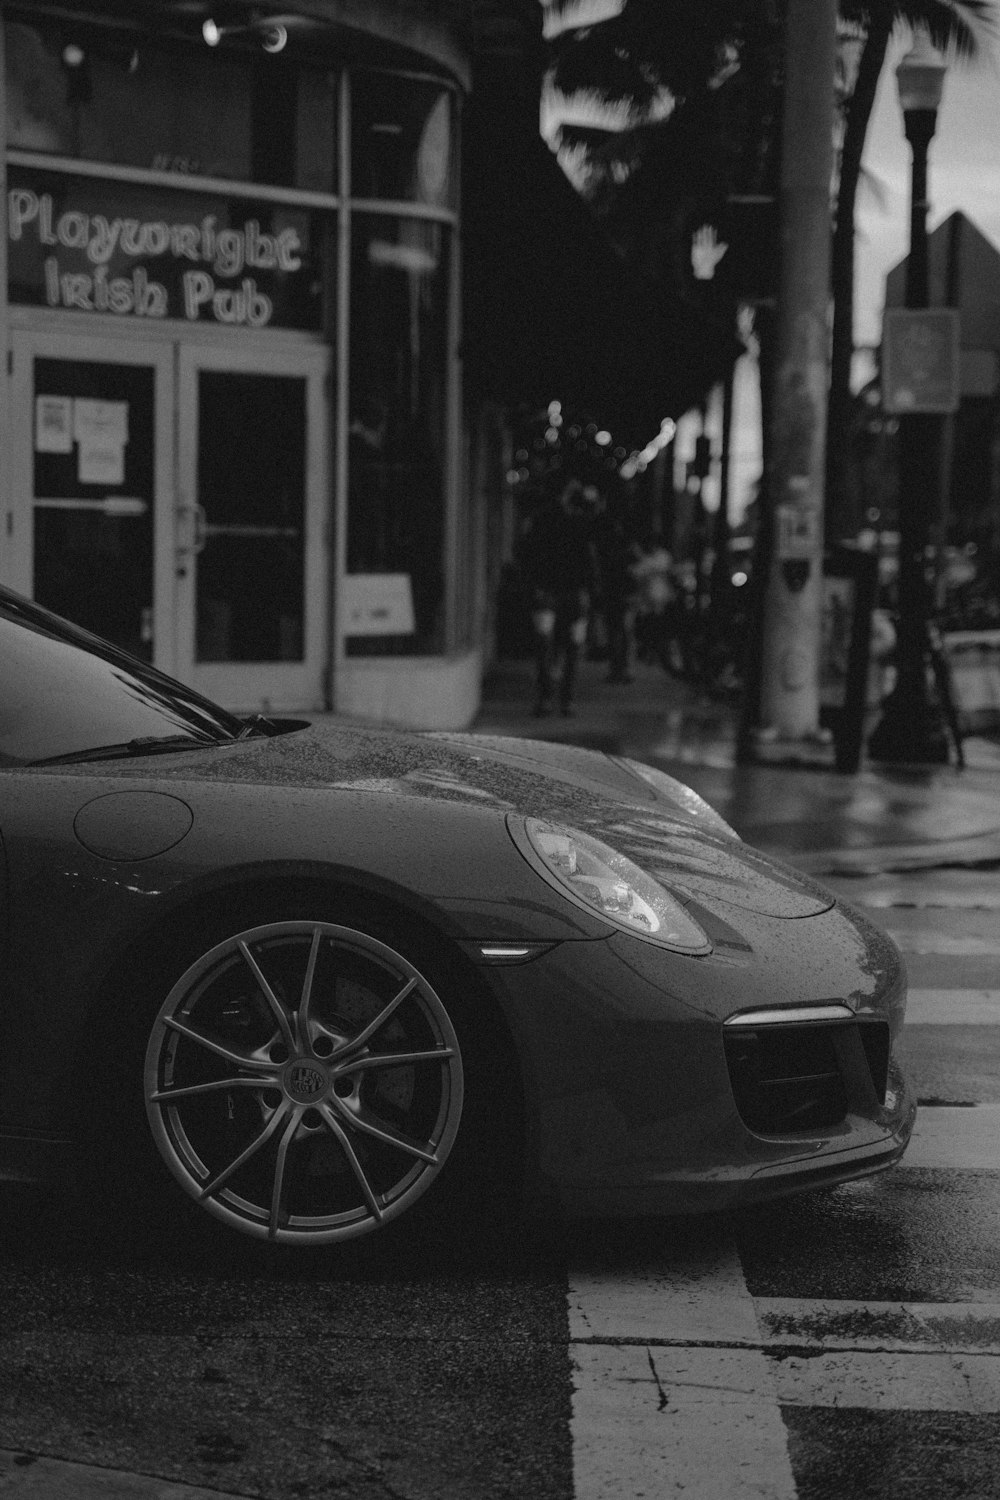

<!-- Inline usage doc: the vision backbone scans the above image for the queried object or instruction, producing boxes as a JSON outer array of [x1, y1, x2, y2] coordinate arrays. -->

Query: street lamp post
[[868, 33, 951, 764]]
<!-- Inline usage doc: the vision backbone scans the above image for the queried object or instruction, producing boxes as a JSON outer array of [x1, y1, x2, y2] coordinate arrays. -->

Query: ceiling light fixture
[[202, 12, 289, 52], [261, 23, 287, 53]]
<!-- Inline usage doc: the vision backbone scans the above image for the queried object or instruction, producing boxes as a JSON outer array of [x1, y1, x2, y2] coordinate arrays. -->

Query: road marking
[[833, 882, 1000, 911], [769, 1349, 1000, 1411], [906, 988, 1000, 1024], [569, 1268, 1000, 1495], [890, 933, 1000, 955], [572, 1343, 795, 1500], [568, 1244, 758, 1345], [755, 1298, 1000, 1354], [899, 1103, 1000, 1169], [568, 1244, 796, 1499]]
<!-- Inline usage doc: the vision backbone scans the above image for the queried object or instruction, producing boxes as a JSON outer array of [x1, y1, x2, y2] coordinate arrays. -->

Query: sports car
[[0, 585, 915, 1251]]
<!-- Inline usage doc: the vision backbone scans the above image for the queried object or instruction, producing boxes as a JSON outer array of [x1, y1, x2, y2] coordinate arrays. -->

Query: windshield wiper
[[29, 734, 225, 767], [234, 713, 280, 740]]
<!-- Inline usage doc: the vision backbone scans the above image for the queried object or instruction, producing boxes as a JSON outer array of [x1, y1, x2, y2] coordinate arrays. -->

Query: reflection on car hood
[[565, 809, 832, 919], [82, 719, 833, 919]]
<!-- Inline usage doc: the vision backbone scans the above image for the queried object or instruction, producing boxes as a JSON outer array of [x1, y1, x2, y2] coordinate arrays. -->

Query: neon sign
[[7, 170, 321, 331]]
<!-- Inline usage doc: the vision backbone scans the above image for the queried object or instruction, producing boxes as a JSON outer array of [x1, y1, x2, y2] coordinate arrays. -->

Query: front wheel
[[143, 920, 465, 1246]]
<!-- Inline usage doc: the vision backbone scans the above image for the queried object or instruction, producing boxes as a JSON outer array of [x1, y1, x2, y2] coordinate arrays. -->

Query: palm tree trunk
[[826, 16, 892, 544], [756, 0, 839, 742]]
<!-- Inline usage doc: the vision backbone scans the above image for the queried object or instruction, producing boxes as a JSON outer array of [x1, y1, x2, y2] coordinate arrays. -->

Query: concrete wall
[[335, 648, 483, 729]]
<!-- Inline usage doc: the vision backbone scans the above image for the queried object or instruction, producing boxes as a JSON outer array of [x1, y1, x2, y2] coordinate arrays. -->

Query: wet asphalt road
[[0, 1205, 574, 1499], [2, 862, 1000, 1498], [764, 865, 1000, 1500]]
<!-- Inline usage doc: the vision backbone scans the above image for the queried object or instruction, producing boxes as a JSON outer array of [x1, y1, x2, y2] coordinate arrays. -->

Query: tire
[[95, 905, 511, 1255]]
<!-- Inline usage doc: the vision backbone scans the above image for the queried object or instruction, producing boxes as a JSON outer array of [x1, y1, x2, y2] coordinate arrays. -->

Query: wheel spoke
[[317, 1103, 384, 1222], [198, 1099, 290, 1199], [237, 939, 297, 1053], [151, 1075, 274, 1104], [333, 1099, 438, 1164], [342, 1047, 454, 1074], [164, 1016, 273, 1072], [297, 926, 323, 1045], [269, 1108, 302, 1238], [331, 977, 418, 1061]]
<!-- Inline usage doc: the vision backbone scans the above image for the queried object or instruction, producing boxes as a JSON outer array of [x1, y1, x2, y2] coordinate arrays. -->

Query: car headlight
[[513, 817, 711, 954], [613, 757, 741, 840]]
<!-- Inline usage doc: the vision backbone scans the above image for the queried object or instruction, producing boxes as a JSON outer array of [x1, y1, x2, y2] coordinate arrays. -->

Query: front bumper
[[470, 907, 914, 1219]]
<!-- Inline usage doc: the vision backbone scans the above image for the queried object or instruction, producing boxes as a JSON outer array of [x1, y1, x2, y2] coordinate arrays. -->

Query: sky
[[856, 23, 1000, 349]]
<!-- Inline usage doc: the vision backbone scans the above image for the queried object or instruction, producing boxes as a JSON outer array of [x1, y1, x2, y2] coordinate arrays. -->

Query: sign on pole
[[882, 308, 960, 413]]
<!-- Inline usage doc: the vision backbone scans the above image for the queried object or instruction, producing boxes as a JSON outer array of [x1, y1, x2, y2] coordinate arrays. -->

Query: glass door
[[176, 345, 330, 712], [8, 333, 174, 668]]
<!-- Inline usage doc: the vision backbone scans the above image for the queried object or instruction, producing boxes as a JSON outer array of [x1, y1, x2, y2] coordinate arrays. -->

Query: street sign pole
[[868, 36, 953, 764]]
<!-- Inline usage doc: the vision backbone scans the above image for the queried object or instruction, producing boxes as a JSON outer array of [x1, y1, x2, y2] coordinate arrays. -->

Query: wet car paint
[[0, 715, 914, 1213]]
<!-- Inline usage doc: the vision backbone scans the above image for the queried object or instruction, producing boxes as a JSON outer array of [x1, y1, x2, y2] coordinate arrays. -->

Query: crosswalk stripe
[[899, 1103, 1000, 1169], [572, 1343, 796, 1500], [905, 988, 1000, 1024], [754, 1298, 1000, 1354], [890, 933, 1000, 955], [568, 1246, 758, 1344], [568, 1246, 796, 1499], [770, 1349, 1000, 1411]]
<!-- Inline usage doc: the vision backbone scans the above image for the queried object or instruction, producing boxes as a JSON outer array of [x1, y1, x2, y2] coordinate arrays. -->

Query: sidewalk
[[473, 654, 1000, 877]]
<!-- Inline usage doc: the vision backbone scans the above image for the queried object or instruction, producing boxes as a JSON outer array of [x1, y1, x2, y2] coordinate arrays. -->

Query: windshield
[[0, 590, 243, 767]]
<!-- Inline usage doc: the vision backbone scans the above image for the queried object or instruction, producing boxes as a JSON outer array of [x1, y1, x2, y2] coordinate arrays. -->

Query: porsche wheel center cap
[[283, 1058, 331, 1105]]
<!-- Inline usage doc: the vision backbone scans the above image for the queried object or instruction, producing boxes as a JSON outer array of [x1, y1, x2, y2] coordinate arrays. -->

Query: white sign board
[[341, 573, 416, 636], [882, 308, 960, 413], [776, 501, 821, 560]]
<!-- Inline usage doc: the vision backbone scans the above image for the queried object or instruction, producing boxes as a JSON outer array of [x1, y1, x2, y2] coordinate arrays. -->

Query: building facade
[[0, 0, 486, 726]]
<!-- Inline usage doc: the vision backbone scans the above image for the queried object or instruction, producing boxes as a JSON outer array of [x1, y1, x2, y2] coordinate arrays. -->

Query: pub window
[[351, 73, 455, 208], [346, 215, 450, 656]]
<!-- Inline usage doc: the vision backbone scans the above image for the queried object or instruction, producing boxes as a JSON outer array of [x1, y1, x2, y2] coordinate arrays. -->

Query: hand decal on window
[[691, 224, 729, 282]]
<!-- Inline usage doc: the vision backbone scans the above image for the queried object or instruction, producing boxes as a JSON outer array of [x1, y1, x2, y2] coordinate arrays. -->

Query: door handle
[[176, 502, 207, 557]]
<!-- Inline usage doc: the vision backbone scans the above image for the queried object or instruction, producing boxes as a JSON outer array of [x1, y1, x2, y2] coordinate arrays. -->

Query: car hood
[[76, 719, 834, 920]]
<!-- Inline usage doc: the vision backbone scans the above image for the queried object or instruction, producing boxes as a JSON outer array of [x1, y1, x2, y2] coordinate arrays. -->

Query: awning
[[462, 116, 743, 446]]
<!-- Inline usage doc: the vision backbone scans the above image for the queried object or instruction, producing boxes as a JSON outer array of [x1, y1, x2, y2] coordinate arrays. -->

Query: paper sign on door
[[73, 399, 129, 485], [35, 395, 73, 454]]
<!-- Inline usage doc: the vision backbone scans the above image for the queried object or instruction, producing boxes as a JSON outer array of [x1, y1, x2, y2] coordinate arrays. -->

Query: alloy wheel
[[144, 920, 464, 1244]]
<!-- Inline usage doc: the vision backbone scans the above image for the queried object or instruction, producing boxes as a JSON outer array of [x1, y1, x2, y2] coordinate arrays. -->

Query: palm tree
[[827, 0, 993, 542], [545, 2, 782, 252], [544, 1, 784, 432], [546, 2, 995, 530]]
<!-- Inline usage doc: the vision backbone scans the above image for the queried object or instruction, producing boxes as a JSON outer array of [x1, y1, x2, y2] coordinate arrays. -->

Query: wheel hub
[[282, 1057, 332, 1105]]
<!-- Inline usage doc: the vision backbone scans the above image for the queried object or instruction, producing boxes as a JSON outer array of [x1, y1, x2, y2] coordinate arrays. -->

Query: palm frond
[[844, 0, 996, 59], [906, 0, 996, 60]]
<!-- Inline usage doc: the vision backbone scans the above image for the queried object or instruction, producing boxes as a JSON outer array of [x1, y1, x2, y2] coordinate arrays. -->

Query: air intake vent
[[859, 1020, 890, 1104], [724, 1024, 847, 1133], [724, 1013, 892, 1134]]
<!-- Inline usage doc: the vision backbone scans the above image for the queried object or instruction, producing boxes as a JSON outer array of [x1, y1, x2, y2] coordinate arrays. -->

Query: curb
[[786, 830, 1000, 878], [0, 1450, 252, 1500]]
